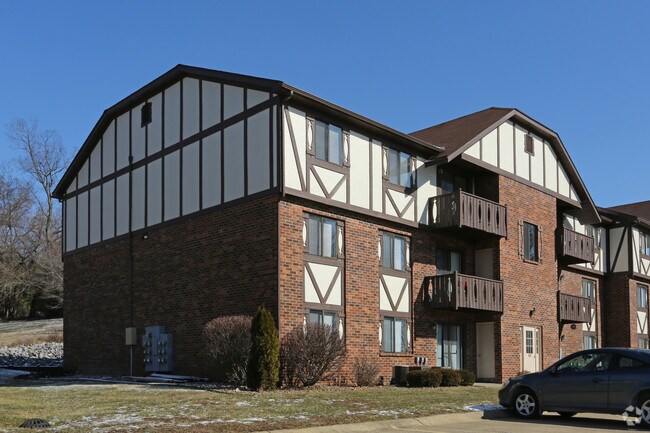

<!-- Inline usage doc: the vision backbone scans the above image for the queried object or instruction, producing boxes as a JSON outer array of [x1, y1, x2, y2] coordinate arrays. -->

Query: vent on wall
[[141, 102, 152, 127], [524, 134, 534, 155]]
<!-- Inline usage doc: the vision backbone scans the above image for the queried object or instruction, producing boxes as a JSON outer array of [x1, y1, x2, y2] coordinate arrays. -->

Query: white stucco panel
[[482, 129, 498, 166], [349, 132, 370, 209]]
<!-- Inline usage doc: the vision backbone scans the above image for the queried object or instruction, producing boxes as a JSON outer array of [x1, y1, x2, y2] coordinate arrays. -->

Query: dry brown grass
[[0, 318, 63, 348], [0, 381, 499, 432]]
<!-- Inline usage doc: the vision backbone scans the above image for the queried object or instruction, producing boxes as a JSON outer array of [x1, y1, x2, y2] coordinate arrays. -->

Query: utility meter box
[[142, 325, 173, 372], [125, 327, 137, 346]]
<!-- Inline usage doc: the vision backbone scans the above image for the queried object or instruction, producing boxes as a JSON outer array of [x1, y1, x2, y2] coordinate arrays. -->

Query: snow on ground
[[464, 404, 504, 412]]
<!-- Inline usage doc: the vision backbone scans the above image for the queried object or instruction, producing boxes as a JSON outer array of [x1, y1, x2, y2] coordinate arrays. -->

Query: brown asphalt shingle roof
[[608, 201, 650, 222], [410, 107, 513, 159]]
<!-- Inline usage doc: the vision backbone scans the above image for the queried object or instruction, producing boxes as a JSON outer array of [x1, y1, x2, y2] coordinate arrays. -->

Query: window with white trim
[[314, 120, 343, 165], [640, 231, 650, 257], [638, 284, 648, 309], [523, 222, 539, 262], [306, 214, 338, 258], [381, 231, 408, 271], [307, 309, 338, 330], [382, 316, 407, 353]]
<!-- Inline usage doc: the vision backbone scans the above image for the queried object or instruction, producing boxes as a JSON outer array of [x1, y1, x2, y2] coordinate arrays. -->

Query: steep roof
[[410, 107, 601, 224], [410, 107, 513, 160], [53, 65, 441, 199], [608, 201, 650, 222]]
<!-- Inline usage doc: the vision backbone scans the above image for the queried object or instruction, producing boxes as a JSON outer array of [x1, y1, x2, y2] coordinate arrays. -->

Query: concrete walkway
[[266, 410, 631, 433]]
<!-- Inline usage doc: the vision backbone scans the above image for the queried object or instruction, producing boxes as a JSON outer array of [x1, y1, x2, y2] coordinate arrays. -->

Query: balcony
[[558, 292, 591, 324], [559, 227, 595, 264], [428, 191, 507, 237], [426, 272, 504, 313]]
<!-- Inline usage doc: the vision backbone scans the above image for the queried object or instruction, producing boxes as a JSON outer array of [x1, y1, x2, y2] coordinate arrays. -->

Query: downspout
[[128, 155, 134, 376], [277, 89, 292, 338]]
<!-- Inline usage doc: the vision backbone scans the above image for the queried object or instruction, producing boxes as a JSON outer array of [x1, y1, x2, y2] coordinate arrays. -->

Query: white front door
[[476, 322, 495, 379], [522, 326, 541, 373]]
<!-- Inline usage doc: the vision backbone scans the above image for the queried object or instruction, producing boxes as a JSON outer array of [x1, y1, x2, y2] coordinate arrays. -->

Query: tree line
[[0, 119, 66, 320]]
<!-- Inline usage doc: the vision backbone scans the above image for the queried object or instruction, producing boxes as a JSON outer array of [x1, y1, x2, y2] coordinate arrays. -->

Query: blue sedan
[[499, 348, 650, 426]]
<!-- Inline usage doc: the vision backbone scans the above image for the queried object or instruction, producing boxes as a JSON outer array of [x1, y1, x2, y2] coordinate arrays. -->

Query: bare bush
[[281, 322, 346, 387], [353, 356, 380, 386], [203, 315, 252, 385]]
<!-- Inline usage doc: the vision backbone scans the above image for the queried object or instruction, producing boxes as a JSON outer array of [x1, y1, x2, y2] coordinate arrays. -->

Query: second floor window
[[638, 284, 648, 309], [523, 222, 539, 262], [307, 215, 337, 258], [641, 232, 650, 257], [381, 232, 407, 271], [314, 121, 343, 165], [387, 148, 412, 188]]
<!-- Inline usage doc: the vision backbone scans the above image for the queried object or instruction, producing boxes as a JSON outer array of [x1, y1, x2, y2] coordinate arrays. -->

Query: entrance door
[[475, 249, 495, 279], [522, 326, 541, 373], [476, 322, 495, 379]]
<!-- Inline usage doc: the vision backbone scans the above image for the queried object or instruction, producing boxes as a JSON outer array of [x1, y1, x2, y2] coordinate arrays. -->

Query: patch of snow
[[464, 404, 504, 412], [235, 401, 255, 407]]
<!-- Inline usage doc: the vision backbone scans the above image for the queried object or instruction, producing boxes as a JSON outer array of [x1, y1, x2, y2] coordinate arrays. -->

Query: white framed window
[[307, 309, 337, 330], [640, 232, 650, 257], [381, 231, 408, 271], [583, 335, 597, 350], [582, 279, 596, 300], [437, 324, 462, 369], [639, 337, 649, 350], [306, 214, 338, 258], [638, 284, 648, 309], [387, 148, 412, 188], [382, 316, 407, 353], [314, 120, 343, 165]]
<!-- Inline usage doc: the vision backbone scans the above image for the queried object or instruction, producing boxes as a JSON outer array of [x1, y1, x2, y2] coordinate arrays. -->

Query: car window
[[618, 356, 646, 369], [556, 353, 612, 374]]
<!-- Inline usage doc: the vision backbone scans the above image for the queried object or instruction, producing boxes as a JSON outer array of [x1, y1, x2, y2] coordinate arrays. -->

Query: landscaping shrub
[[246, 306, 280, 391], [203, 315, 252, 385], [281, 322, 346, 387], [437, 368, 462, 387], [406, 369, 442, 387], [353, 355, 380, 386], [459, 369, 475, 386]]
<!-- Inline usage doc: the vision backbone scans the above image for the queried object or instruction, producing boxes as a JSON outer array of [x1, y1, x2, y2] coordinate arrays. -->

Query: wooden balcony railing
[[558, 292, 592, 324], [560, 227, 595, 264], [428, 191, 507, 237], [426, 272, 504, 313]]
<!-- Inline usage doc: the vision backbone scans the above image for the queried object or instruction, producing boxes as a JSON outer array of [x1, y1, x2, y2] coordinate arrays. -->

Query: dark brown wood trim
[[303, 254, 344, 266], [285, 187, 419, 229], [243, 89, 248, 197], [460, 154, 582, 208], [303, 302, 345, 313], [283, 106, 306, 191], [304, 263, 325, 304], [63, 187, 281, 258], [62, 97, 278, 201]]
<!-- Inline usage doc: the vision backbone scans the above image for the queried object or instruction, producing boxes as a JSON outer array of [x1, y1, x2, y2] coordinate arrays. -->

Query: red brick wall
[[558, 269, 603, 356], [278, 197, 491, 383], [603, 275, 648, 348], [497, 176, 559, 379], [63, 195, 279, 377]]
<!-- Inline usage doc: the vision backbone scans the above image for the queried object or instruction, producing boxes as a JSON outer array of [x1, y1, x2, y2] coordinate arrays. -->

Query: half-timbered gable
[[54, 66, 281, 253]]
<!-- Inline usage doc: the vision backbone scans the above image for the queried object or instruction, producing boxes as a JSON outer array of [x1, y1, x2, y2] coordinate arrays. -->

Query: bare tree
[[7, 118, 67, 248]]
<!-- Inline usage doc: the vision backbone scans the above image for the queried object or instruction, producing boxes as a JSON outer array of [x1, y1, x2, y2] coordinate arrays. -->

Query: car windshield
[[556, 353, 612, 374]]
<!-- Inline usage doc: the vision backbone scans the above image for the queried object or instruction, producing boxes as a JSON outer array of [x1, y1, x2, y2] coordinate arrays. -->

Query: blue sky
[[0, 1, 648, 207]]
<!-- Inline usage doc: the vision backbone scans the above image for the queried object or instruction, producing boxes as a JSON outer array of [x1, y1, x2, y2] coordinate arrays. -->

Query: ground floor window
[[382, 317, 407, 353], [437, 324, 462, 369], [639, 337, 649, 350], [307, 309, 337, 329], [583, 334, 597, 350]]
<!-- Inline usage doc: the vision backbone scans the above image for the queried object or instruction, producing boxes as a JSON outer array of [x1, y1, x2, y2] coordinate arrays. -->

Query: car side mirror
[[549, 366, 558, 376]]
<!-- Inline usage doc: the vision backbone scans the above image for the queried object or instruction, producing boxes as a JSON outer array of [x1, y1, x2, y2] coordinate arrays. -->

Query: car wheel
[[558, 412, 577, 418], [513, 389, 540, 418], [638, 395, 650, 428]]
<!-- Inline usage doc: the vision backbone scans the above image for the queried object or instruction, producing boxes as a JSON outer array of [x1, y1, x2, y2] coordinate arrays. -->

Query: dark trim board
[[284, 187, 420, 229], [62, 97, 278, 201], [62, 187, 281, 258]]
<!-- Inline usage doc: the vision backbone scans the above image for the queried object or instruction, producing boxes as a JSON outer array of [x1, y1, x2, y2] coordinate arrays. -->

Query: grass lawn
[[0, 318, 63, 347], [0, 380, 498, 432]]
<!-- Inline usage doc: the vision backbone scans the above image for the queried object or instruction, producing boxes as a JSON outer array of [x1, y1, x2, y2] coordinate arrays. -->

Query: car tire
[[513, 388, 540, 418], [558, 412, 577, 418], [636, 393, 650, 428]]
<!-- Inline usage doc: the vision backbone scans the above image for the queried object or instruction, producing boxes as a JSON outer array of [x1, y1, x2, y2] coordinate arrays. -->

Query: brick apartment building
[[52, 65, 645, 382]]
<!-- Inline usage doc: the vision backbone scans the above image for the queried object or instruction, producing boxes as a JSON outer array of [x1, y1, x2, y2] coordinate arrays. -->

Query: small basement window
[[524, 134, 534, 155], [141, 102, 152, 127]]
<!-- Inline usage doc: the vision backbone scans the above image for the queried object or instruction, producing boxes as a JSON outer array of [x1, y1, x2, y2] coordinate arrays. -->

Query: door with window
[[522, 326, 541, 373], [437, 324, 462, 369]]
